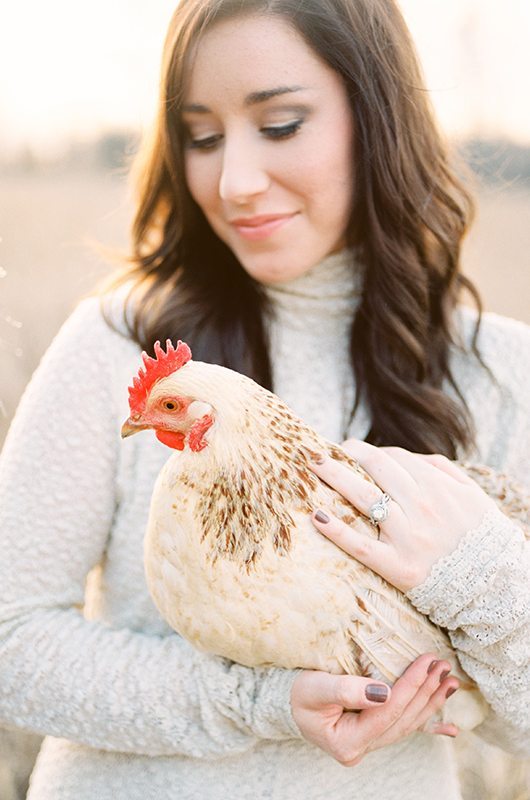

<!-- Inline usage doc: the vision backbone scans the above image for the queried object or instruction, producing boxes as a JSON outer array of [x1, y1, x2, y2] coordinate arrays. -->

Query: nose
[[218, 135, 270, 203]]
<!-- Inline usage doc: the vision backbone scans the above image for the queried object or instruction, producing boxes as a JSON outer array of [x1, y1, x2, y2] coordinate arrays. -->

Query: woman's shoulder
[[33, 289, 141, 402], [455, 304, 530, 349], [452, 307, 530, 475], [453, 305, 530, 389], [57, 284, 138, 352]]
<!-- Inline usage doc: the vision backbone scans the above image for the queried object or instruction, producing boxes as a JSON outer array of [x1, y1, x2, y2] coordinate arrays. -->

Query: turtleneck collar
[[262, 248, 363, 331], [261, 248, 368, 441]]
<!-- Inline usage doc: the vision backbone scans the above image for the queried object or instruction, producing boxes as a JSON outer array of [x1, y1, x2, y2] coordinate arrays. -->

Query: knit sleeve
[[0, 299, 301, 757], [406, 508, 530, 758], [413, 311, 530, 757]]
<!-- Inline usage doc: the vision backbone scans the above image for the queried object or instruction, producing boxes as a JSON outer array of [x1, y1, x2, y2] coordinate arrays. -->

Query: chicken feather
[[122, 344, 529, 731]]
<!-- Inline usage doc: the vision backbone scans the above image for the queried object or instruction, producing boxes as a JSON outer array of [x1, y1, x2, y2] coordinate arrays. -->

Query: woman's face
[[182, 14, 354, 284]]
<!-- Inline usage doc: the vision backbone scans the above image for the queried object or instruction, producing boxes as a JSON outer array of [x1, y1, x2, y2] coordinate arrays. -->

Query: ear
[[188, 414, 214, 452]]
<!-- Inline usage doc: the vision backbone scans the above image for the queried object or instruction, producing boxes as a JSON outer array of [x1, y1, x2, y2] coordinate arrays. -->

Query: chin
[[236, 251, 322, 285], [248, 265, 312, 285]]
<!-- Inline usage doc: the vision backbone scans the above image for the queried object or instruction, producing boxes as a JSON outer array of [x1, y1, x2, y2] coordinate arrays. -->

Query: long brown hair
[[108, 0, 483, 457]]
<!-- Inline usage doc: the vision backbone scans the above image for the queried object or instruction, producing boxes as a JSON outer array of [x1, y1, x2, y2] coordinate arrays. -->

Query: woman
[[0, 1, 528, 798]]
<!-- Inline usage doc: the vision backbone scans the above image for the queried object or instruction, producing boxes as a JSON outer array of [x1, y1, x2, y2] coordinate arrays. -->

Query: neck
[[262, 248, 362, 327]]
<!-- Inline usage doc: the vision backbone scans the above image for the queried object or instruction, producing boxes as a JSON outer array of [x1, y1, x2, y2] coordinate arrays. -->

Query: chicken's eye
[[163, 400, 179, 411]]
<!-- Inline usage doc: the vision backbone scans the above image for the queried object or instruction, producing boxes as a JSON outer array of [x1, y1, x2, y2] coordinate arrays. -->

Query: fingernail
[[446, 687, 458, 699], [439, 670, 451, 683], [310, 452, 326, 465], [315, 510, 330, 524], [427, 660, 439, 674], [365, 684, 389, 703]]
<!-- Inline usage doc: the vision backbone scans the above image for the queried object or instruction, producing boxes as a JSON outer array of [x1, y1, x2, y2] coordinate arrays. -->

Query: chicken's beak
[[121, 417, 149, 438]]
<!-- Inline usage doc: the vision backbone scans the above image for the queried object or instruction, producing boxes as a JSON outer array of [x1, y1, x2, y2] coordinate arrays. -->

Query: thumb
[[296, 670, 391, 710], [329, 674, 391, 709]]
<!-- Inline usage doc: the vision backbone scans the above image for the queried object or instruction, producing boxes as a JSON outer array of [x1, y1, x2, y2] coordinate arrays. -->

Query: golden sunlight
[[0, 0, 529, 159]]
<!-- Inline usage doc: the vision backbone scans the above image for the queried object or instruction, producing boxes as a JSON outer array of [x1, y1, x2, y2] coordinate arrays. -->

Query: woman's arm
[[406, 508, 529, 757], [0, 299, 299, 757], [0, 299, 461, 764], [309, 441, 530, 758]]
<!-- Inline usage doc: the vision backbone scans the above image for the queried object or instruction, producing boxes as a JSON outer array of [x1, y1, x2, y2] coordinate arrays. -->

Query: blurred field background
[[1, 144, 530, 446], [1, 0, 530, 797], [1, 141, 529, 800]]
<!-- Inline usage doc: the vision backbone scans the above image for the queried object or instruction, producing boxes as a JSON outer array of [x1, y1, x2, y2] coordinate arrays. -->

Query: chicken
[[121, 340, 529, 730]]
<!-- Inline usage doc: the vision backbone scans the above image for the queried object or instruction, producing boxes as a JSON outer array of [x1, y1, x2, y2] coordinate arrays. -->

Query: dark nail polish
[[446, 687, 458, 699], [439, 670, 451, 683], [365, 684, 389, 703], [315, 510, 330, 524], [427, 660, 439, 674]]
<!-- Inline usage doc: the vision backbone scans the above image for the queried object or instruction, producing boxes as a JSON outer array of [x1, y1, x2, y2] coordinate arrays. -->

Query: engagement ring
[[368, 493, 391, 526]]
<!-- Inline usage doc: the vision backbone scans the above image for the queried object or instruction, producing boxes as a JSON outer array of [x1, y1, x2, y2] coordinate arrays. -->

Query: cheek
[[293, 155, 353, 232], [311, 137, 353, 204], [281, 119, 354, 223], [184, 154, 219, 213]]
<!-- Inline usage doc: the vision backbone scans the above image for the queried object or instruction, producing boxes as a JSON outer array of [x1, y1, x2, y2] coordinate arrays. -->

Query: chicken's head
[[121, 340, 214, 452]]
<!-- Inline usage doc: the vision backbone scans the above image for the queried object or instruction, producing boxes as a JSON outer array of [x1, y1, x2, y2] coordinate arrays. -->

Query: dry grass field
[[0, 170, 529, 798]]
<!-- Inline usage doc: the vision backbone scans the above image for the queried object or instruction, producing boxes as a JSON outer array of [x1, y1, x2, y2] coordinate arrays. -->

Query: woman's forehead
[[183, 14, 339, 108]]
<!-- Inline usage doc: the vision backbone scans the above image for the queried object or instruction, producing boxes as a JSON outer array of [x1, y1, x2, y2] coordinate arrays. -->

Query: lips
[[229, 213, 297, 241]]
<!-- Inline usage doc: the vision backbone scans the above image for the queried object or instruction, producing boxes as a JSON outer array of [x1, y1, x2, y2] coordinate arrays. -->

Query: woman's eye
[[187, 134, 222, 151], [262, 120, 303, 139], [185, 119, 303, 150]]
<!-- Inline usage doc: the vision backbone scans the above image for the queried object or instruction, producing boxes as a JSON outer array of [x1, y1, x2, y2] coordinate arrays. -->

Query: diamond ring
[[368, 493, 391, 526]]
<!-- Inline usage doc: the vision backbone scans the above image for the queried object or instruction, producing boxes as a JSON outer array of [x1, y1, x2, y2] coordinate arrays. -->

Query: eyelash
[[187, 120, 303, 151]]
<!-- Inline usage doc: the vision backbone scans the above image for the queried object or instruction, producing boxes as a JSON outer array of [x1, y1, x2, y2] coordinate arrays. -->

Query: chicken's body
[[123, 342, 528, 730], [146, 378, 456, 680]]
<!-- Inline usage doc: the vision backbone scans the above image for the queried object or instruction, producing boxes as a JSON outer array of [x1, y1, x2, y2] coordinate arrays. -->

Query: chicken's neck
[[175, 380, 346, 567]]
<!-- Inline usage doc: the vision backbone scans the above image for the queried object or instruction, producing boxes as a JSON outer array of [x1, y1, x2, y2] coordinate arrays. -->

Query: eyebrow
[[182, 85, 305, 114]]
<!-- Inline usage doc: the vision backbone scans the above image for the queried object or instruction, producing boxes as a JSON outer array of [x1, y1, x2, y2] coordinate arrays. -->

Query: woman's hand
[[309, 440, 497, 592], [291, 653, 459, 766]]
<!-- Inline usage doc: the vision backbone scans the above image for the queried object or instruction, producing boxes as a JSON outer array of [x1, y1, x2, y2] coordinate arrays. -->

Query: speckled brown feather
[[141, 359, 528, 729], [459, 463, 529, 537]]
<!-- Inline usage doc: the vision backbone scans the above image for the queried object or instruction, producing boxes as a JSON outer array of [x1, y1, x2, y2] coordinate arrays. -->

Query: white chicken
[[121, 340, 529, 730]]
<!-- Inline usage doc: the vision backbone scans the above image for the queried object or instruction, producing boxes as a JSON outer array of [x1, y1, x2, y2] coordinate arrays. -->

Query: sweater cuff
[[405, 509, 523, 624], [252, 668, 303, 740]]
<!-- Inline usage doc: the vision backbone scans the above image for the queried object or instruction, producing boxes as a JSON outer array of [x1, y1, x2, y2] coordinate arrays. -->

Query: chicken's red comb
[[128, 339, 192, 415]]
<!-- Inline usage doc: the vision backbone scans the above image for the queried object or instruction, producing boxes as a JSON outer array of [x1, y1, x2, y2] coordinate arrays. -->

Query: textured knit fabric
[[0, 250, 528, 800]]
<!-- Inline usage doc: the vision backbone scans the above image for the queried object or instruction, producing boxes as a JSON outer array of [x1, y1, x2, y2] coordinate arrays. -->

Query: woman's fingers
[[412, 679, 460, 737], [290, 670, 393, 765], [308, 450, 407, 531], [373, 659, 460, 745], [340, 439, 420, 501], [332, 654, 456, 764], [354, 653, 440, 730], [292, 655, 458, 768], [380, 446, 465, 485], [311, 507, 414, 588], [301, 671, 392, 710], [411, 452, 477, 485], [309, 441, 496, 591], [341, 440, 473, 496], [311, 507, 395, 577], [310, 451, 385, 507], [428, 721, 460, 738]]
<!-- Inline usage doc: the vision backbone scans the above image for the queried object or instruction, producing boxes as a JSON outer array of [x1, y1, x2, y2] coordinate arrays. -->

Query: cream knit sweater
[[0, 251, 528, 800]]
